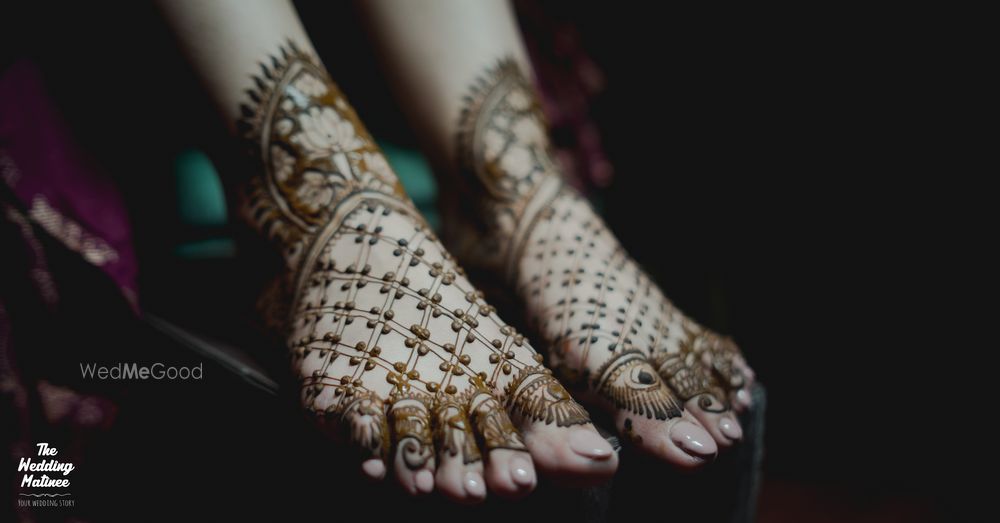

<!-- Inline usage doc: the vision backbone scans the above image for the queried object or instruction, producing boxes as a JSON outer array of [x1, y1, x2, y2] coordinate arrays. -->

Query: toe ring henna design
[[339, 390, 391, 461], [651, 353, 729, 413], [505, 366, 591, 427], [467, 389, 528, 453], [390, 393, 434, 470], [433, 395, 483, 464]]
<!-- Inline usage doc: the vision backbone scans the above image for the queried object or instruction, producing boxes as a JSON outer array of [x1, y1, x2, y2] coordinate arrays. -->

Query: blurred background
[[1, 2, 980, 522]]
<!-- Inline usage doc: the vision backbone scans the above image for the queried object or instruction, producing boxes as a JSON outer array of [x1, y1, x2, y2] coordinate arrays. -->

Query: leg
[[157, 0, 616, 502], [361, 0, 754, 465]]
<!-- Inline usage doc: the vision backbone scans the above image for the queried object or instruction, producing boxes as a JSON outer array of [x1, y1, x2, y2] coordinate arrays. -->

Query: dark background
[[2, 2, 983, 522]]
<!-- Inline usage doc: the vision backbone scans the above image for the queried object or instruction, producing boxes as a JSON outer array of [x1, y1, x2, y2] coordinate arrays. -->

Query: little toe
[[361, 458, 387, 480], [336, 391, 391, 481]]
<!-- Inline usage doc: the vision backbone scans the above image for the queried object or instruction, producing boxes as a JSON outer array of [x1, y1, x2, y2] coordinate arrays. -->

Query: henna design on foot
[[433, 395, 482, 464], [468, 389, 528, 452], [594, 351, 682, 421], [505, 366, 590, 427], [237, 43, 605, 495], [390, 393, 434, 470], [452, 58, 755, 457]]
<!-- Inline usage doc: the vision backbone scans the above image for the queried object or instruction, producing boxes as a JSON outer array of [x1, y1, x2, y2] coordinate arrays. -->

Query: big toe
[[508, 369, 617, 485], [595, 353, 716, 468], [614, 408, 717, 468]]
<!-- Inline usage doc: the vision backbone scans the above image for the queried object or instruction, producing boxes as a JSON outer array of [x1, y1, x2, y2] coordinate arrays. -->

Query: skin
[[359, 0, 756, 464], [157, 0, 616, 504]]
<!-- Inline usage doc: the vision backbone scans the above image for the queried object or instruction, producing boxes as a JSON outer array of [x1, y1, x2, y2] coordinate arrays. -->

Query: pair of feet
[[239, 45, 755, 503]]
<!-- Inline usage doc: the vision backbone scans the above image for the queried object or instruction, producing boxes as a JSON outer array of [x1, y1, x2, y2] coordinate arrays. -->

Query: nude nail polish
[[736, 389, 753, 408], [464, 472, 486, 498], [568, 429, 614, 459], [670, 420, 717, 459], [415, 469, 434, 494], [509, 457, 535, 487], [718, 416, 743, 441], [361, 458, 385, 480]]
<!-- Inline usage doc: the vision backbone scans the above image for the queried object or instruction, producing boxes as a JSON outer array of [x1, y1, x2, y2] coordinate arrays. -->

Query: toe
[[432, 396, 486, 503], [595, 352, 715, 468], [682, 395, 743, 447], [468, 389, 536, 498], [483, 449, 536, 498], [389, 394, 436, 495], [337, 391, 391, 480], [614, 409, 717, 468], [507, 368, 617, 485], [361, 458, 387, 480], [655, 354, 742, 447], [731, 355, 756, 412]]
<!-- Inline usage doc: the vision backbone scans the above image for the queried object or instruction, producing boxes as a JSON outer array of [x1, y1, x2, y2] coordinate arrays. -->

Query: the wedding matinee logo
[[79, 362, 203, 380], [17, 443, 75, 508]]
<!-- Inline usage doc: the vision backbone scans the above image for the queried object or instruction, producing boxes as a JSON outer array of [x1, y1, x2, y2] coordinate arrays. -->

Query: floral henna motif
[[238, 41, 406, 278], [338, 391, 390, 460], [453, 58, 752, 426], [453, 59, 563, 280]]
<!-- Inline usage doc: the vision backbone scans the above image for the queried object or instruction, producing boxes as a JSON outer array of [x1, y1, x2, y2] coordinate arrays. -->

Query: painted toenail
[[510, 457, 535, 487], [736, 389, 752, 408], [718, 417, 743, 440], [569, 429, 614, 459], [415, 469, 434, 494], [361, 459, 385, 479], [670, 421, 717, 459], [464, 471, 486, 498]]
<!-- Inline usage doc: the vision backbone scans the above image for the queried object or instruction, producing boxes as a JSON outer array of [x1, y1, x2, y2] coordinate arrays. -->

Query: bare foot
[[239, 44, 617, 503], [446, 59, 756, 467]]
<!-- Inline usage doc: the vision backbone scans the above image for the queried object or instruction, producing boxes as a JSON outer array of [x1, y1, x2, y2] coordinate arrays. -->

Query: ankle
[[237, 42, 409, 274]]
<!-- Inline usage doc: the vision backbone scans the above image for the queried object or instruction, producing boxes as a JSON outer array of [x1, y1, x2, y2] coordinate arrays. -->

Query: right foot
[[447, 59, 755, 468], [238, 43, 617, 503]]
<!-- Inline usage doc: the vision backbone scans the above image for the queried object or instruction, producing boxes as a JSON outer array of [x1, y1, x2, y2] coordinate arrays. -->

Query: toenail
[[509, 457, 535, 487], [361, 459, 385, 479], [464, 471, 486, 498], [719, 417, 743, 440], [568, 429, 614, 460], [670, 421, 717, 459], [736, 389, 752, 408], [415, 469, 434, 494]]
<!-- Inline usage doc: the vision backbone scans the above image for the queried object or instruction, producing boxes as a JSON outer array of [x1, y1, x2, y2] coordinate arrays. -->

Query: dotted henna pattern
[[453, 58, 749, 421]]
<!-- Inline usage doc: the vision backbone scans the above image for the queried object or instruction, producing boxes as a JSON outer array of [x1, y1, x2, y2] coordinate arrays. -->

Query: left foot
[[445, 59, 755, 466]]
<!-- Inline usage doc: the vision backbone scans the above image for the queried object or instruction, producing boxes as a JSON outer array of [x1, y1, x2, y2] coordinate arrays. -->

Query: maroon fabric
[[0, 59, 138, 304], [518, 0, 615, 192]]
